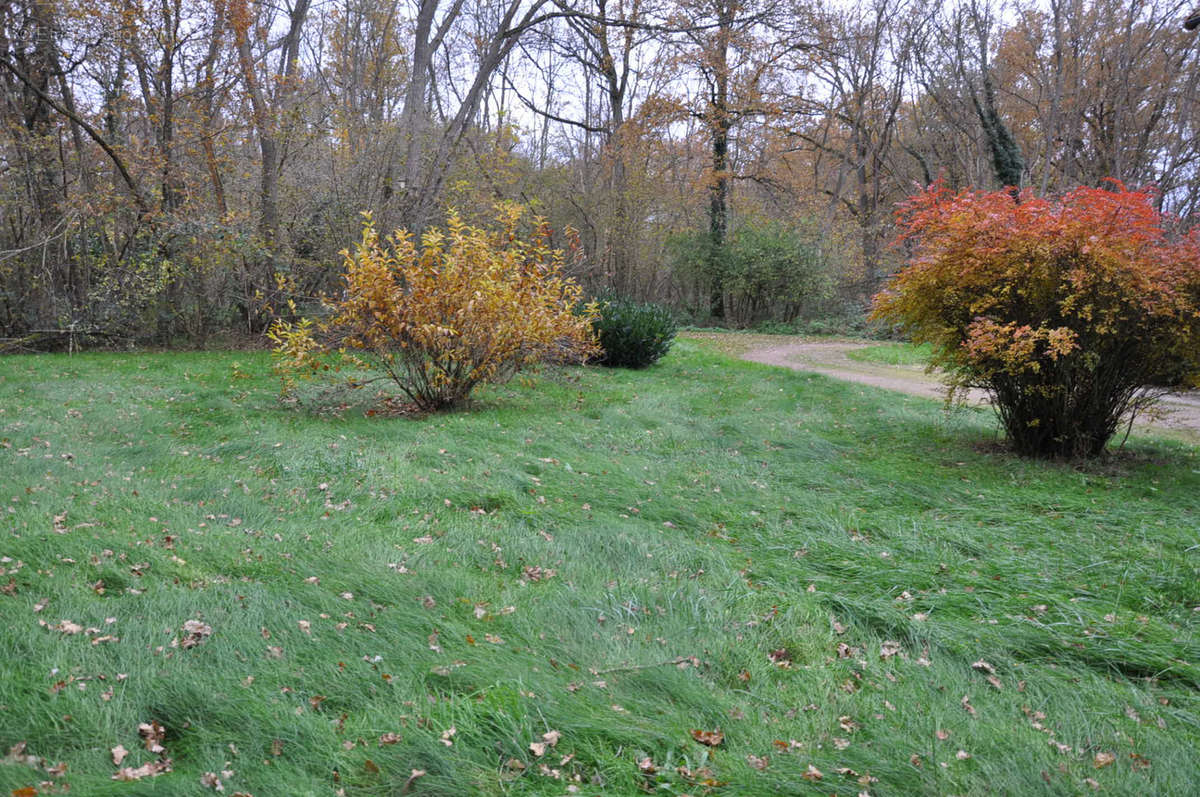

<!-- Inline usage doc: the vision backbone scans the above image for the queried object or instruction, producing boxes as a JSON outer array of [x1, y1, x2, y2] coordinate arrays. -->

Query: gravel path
[[738, 338, 1200, 440]]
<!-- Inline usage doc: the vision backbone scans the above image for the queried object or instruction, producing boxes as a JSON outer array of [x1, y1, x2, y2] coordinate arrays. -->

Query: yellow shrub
[[269, 207, 599, 411]]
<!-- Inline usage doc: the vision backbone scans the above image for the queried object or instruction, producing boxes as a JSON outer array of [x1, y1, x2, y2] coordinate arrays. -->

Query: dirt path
[[724, 335, 1200, 440]]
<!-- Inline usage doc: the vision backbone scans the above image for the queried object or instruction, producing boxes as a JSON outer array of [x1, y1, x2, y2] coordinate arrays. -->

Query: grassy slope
[[0, 341, 1197, 796]]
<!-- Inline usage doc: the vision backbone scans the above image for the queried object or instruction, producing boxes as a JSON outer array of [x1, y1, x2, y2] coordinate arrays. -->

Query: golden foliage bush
[[269, 206, 599, 411]]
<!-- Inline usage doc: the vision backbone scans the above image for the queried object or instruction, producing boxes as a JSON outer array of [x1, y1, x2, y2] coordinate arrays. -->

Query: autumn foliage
[[872, 183, 1200, 458], [269, 207, 599, 411]]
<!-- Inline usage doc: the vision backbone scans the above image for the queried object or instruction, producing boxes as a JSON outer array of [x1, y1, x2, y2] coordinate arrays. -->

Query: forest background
[[2, 0, 1198, 348]]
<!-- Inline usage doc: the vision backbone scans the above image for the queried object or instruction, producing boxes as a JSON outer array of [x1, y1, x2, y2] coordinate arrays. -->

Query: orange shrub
[[269, 207, 599, 411], [872, 183, 1200, 458]]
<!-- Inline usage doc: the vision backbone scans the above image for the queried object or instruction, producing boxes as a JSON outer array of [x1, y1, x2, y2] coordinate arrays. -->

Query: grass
[[845, 342, 933, 367], [0, 339, 1197, 796]]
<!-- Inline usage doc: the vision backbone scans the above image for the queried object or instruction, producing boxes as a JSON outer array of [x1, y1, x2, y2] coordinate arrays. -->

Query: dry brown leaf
[[112, 759, 172, 781], [403, 769, 426, 791], [138, 721, 166, 754], [961, 695, 976, 716], [801, 764, 823, 781], [746, 754, 769, 770], [180, 619, 213, 649], [1093, 751, 1115, 768], [690, 729, 724, 747], [111, 745, 129, 766]]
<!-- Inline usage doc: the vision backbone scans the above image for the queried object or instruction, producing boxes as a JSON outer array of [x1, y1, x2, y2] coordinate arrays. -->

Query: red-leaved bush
[[872, 183, 1200, 458]]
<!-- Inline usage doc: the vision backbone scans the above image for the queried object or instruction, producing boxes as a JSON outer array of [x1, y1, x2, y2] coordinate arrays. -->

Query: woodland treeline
[[2, 0, 1199, 347]]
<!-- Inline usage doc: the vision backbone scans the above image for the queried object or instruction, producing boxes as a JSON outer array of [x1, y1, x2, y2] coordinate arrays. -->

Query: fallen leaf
[[112, 759, 172, 781], [379, 733, 401, 745], [971, 660, 996, 675], [298, 620, 311, 635], [1093, 751, 1115, 768], [961, 695, 976, 716], [180, 619, 213, 649], [768, 648, 791, 665], [746, 754, 769, 770], [542, 730, 561, 747], [880, 640, 902, 659], [690, 729, 724, 747], [112, 745, 129, 766], [200, 771, 224, 790], [138, 721, 166, 754], [801, 764, 823, 781], [529, 742, 547, 757], [956, 750, 971, 760]]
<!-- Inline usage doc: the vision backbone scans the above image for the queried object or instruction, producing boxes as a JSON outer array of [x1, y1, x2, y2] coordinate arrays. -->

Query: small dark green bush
[[592, 298, 677, 368]]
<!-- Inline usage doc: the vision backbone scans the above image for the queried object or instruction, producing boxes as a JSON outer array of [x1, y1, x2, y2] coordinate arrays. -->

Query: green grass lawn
[[0, 340, 1197, 796], [845, 342, 933, 367]]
